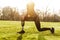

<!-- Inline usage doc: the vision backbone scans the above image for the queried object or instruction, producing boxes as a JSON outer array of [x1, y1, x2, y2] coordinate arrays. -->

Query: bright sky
[[0, 0, 60, 13]]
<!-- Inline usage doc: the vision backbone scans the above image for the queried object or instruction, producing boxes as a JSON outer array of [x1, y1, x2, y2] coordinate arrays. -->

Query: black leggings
[[21, 18, 51, 32]]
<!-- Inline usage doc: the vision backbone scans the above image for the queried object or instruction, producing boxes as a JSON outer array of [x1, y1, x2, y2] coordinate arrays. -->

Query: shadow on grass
[[17, 31, 60, 40], [17, 32, 48, 40], [0, 32, 60, 40], [17, 33, 23, 40]]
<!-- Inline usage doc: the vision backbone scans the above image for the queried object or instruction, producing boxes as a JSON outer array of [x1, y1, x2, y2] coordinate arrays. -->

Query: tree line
[[0, 6, 21, 21], [0, 6, 60, 22]]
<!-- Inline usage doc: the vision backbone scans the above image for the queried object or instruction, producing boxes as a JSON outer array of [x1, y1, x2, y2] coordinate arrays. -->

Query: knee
[[37, 28, 42, 31]]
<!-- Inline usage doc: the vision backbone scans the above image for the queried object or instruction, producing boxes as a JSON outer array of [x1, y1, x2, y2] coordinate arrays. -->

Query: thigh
[[34, 17, 41, 27]]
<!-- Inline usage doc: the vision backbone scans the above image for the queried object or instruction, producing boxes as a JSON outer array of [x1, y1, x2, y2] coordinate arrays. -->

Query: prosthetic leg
[[18, 21, 25, 34]]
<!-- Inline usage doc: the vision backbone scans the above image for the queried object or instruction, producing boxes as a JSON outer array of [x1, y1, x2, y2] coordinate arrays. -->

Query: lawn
[[0, 20, 60, 40]]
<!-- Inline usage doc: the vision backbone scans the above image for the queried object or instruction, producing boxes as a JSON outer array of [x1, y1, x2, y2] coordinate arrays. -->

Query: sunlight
[[0, 0, 60, 13]]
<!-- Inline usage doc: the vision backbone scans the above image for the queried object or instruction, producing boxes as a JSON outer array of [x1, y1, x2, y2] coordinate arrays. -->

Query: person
[[18, 2, 54, 34]]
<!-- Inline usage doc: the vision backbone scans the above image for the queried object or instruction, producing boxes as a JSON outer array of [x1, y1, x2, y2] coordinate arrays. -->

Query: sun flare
[[0, 0, 60, 13]]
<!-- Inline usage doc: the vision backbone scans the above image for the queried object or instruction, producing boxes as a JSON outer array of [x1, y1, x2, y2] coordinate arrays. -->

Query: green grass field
[[0, 20, 60, 40]]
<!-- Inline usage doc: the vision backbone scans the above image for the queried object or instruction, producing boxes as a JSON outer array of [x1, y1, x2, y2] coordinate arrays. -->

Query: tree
[[2, 6, 20, 21], [2, 6, 12, 20]]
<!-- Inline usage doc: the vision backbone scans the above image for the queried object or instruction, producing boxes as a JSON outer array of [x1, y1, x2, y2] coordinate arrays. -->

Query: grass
[[0, 21, 60, 40]]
